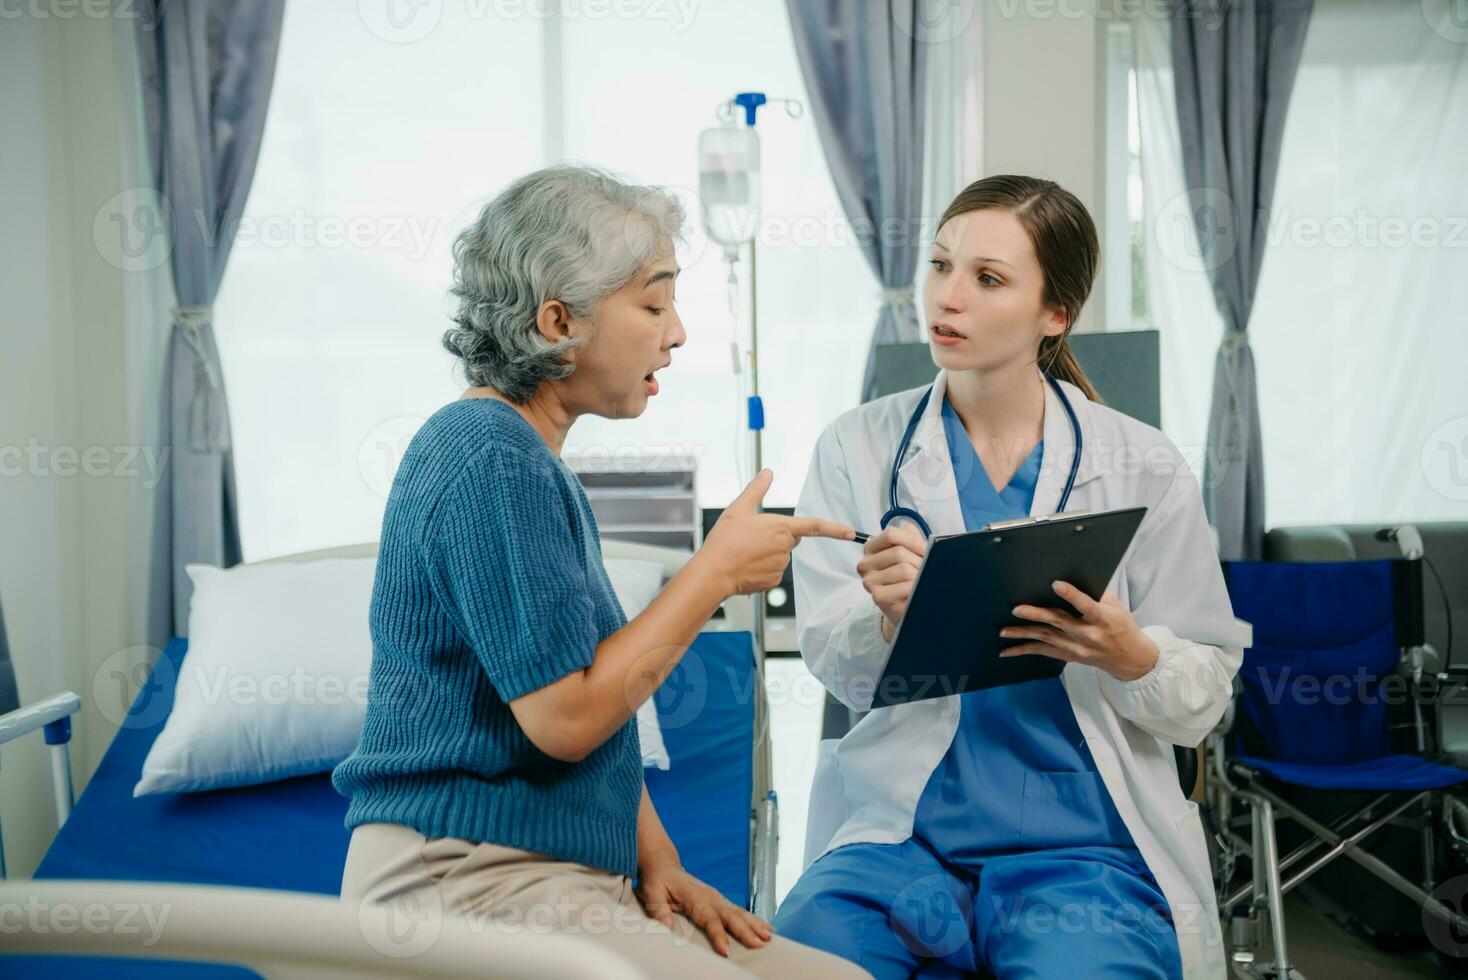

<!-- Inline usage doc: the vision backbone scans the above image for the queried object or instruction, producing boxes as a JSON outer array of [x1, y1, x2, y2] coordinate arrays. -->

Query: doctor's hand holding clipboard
[[856, 521, 1162, 684]]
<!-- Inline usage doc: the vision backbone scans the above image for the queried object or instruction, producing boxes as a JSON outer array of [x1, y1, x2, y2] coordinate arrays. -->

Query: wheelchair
[[1208, 555, 1468, 978]]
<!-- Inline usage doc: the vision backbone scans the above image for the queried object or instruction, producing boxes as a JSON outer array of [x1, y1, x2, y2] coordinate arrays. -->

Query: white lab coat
[[794, 369, 1243, 980]]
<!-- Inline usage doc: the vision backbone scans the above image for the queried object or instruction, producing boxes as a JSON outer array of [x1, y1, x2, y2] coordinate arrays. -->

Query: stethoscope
[[878, 371, 1083, 540]]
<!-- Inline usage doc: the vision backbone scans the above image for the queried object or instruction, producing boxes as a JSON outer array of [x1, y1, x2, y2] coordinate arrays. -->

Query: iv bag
[[698, 124, 761, 254]]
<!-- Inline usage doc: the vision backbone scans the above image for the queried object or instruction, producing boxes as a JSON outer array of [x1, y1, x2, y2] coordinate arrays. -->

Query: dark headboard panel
[[868, 329, 1162, 428], [0, 597, 18, 714]]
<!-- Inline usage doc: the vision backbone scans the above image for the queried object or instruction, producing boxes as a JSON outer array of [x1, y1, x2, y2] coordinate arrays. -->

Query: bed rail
[[0, 690, 81, 879], [0, 879, 645, 979]]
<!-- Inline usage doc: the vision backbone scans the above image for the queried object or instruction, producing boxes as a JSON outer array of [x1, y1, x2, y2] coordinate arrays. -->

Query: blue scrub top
[[914, 395, 1137, 865]]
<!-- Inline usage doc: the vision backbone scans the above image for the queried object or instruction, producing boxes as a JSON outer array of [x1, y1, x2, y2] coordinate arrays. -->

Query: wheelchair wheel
[[1436, 949, 1468, 976]]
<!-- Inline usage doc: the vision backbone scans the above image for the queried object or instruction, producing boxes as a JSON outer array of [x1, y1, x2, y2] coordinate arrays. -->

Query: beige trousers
[[341, 823, 869, 979]]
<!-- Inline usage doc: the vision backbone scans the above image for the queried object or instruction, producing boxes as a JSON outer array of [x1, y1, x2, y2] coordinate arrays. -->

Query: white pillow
[[135, 558, 377, 796], [136, 554, 675, 796], [602, 557, 672, 771]]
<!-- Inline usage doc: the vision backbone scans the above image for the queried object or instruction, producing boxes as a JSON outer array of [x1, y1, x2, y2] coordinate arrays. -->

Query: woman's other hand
[[636, 860, 774, 957]]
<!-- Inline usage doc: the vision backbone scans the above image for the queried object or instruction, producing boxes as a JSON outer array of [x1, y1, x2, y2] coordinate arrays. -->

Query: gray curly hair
[[443, 165, 686, 403]]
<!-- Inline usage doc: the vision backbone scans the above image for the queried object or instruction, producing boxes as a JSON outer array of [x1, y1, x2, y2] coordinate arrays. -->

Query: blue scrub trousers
[[775, 402, 1183, 978], [775, 837, 1179, 979], [775, 672, 1184, 980]]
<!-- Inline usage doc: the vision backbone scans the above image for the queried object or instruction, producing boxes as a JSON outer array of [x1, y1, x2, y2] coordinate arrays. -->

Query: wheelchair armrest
[[1395, 642, 1447, 678], [1435, 663, 1468, 681]]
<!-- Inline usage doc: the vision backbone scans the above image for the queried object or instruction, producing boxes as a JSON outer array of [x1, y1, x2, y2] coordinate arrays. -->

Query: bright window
[[216, 1, 873, 560], [1250, 0, 1468, 525], [214, 3, 543, 559], [1133, 2, 1468, 525]]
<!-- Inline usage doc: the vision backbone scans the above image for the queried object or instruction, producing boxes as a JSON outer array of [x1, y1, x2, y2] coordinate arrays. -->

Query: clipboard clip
[[982, 509, 1093, 533]]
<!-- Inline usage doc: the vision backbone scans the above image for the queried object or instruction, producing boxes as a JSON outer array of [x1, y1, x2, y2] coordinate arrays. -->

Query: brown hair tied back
[[937, 175, 1102, 404]]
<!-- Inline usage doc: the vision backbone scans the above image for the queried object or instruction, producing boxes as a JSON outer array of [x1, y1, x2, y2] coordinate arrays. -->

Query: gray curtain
[[786, 0, 929, 402], [138, 0, 286, 641], [1171, 0, 1313, 560]]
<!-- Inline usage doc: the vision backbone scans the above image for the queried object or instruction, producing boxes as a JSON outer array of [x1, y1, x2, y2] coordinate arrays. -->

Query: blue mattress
[[9, 630, 755, 976]]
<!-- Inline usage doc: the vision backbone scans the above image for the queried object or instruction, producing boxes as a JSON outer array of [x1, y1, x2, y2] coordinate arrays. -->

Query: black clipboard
[[871, 506, 1148, 709]]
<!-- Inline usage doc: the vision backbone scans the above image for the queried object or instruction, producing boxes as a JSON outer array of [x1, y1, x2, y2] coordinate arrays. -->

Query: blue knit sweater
[[332, 398, 642, 877]]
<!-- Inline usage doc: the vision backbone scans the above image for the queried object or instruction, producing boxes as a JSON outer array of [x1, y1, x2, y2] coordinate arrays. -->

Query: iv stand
[[747, 236, 765, 652], [716, 88, 801, 925]]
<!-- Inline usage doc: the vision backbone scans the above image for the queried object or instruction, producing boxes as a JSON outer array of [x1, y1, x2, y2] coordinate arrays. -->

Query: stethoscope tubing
[[877, 371, 1081, 540]]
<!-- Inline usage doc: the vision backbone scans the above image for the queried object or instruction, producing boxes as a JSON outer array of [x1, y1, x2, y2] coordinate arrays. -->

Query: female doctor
[[772, 175, 1242, 979]]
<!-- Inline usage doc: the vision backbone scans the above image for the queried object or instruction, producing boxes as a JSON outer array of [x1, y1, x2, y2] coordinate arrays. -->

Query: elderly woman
[[333, 166, 863, 978]]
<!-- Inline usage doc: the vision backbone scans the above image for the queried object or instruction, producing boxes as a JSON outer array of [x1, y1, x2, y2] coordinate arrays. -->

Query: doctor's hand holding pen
[[855, 524, 929, 643]]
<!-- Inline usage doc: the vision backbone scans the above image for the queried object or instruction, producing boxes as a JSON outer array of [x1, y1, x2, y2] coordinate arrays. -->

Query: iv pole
[[717, 90, 804, 652], [727, 91, 769, 652], [747, 189, 766, 649], [709, 90, 803, 922]]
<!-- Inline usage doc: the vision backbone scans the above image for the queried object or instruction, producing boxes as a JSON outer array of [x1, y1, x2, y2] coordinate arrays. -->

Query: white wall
[[980, 2, 1109, 332], [0, 8, 164, 878]]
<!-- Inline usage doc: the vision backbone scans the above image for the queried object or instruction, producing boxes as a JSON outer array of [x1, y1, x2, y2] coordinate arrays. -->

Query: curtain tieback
[[1217, 329, 1252, 415], [173, 305, 230, 453], [1219, 330, 1251, 356], [878, 286, 916, 309]]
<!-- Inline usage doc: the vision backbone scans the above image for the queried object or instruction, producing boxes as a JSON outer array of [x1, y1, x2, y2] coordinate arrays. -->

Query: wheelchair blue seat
[[1233, 752, 1468, 791], [1216, 556, 1468, 968], [1222, 558, 1468, 788]]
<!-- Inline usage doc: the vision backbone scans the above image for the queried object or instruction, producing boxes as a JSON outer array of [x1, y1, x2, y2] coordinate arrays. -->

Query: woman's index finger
[[785, 516, 856, 541]]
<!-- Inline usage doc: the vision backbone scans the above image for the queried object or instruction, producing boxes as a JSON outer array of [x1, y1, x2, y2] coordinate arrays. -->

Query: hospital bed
[[0, 541, 777, 978]]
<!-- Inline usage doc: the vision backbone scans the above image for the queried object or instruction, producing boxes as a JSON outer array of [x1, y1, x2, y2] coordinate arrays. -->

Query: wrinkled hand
[[636, 861, 773, 957], [700, 469, 854, 597], [1000, 581, 1159, 682]]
